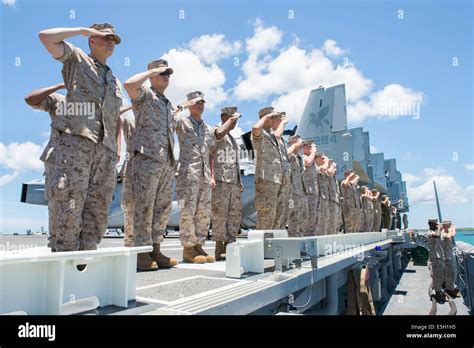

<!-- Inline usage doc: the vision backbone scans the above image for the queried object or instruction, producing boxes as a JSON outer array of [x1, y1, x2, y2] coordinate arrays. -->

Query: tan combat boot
[[137, 253, 158, 271], [150, 243, 178, 268], [195, 244, 215, 263], [183, 246, 207, 263], [214, 241, 226, 261]]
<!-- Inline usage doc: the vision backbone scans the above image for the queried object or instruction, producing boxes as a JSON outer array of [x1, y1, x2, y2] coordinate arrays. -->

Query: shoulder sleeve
[[131, 85, 151, 103], [55, 41, 80, 64], [251, 132, 262, 152]]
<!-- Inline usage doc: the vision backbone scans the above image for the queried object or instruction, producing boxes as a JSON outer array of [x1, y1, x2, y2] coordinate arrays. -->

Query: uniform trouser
[[372, 210, 382, 232], [317, 198, 330, 235], [132, 153, 174, 247], [334, 203, 342, 233], [211, 181, 242, 243], [274, 180, 291, 229], [121, 157, 134, 247], [177, 177, 212, 247], [50, 133, 117, 252], [255, 179, 281, 230], [343, 206, 357, 233], [287, 194, 309, 237], [427, 236, 445, 292], [44, 162, 57, 249], [305, 194, 318, 235], [441, 236, 456, 290]]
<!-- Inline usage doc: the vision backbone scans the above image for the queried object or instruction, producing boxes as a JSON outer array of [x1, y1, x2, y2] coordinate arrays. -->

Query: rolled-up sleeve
[[54, 41, 77, 64]]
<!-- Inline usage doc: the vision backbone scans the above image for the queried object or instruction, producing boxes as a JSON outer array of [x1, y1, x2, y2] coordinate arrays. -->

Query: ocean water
[[456, 230, 474, 246]]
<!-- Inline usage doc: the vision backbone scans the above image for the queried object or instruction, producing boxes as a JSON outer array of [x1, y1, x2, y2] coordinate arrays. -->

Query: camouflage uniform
[[328, 175, 342, 234], [427, 231, 445, 292], [287, 153, 309, 237], [341, 182, 360, 233], [354, 187, 363, 232], [302, 161, 319, 235], [31, 93, 65, 249], [50, 41, 122, 251], [360, 196, 373, 232], [371, 199, 382, 232], [211, 125, 242, 243], [251, 128, 283, 230], [274, 137, 291, 229], [130, 85, 176, 247], [316, 170, 330, 235], [120, 114, 135, 247], [176, 113, 214, 247], [441, 230, 457, 290]]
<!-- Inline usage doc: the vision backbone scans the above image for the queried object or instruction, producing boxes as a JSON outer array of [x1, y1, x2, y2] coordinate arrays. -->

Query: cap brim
[[151, 66, 174, 74], [110, 34, 121, 44], [189, 97, 206, 105]]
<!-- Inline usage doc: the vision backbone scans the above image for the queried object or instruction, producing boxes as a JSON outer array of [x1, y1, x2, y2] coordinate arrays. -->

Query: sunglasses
[[159, 72, 171, 77]]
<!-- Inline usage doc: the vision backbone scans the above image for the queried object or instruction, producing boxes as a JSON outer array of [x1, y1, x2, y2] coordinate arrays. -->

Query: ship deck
[[382, 262, 470, 315], [1, 234, 471, 315]]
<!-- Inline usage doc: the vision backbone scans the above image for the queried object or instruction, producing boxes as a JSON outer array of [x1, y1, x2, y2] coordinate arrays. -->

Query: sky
[[0, 0, 472, 232]]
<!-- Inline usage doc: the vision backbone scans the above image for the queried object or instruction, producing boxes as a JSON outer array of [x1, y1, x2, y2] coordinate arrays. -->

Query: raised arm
[[215, 114, 240, 140], [38, 26, 107, 59], [123, 68, 164, 100], [272, 116, 287, 139], [251, 114, 272, 137], [24, 83, 65, 107], [287, 140, 302, 156], [304, 144, 317, 167]]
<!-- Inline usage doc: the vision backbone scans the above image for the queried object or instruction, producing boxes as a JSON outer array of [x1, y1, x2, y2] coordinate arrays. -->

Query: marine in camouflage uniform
[[327, 163, 342, 234], [176, 91, 215, 263], [119, 109, 135, 247], [371, 189, 382, 232], [39, 24, 123, 252], [274, 131, 291, 230], [123, 59, 178, 270], [251, 107, 285, 230], [440, 222, 459, 297], [316, 158, 332, 235], [287, 136, 309, 237], [211, 106, 243, 260], [426, 219, 446, 302], [340, 170, 360, 233], [360, 187, 373, 232], [301, 141, 318, 235], [25, 85, 66, 251]]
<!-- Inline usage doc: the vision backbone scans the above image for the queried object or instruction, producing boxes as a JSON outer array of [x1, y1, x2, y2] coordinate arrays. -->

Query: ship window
[[319, 98, 323, 107]]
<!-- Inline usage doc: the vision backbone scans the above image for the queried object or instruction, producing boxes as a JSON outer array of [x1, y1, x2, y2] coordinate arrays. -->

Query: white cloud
[[0, 141, 45, 187], [245, 19, 283, 56], [322, 39, 347, 57], [404, 167, 474, 204], [188, 34, 241, 65], [2, 0, 16, 7], [348, 84, 424, 123], [162, 48, 228, 110], [0, 171, 20, 186], [233, 21, 424, 125], [465, 164, 474, 171]]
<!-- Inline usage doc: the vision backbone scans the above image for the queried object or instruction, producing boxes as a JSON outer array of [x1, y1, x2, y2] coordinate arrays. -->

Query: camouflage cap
[[258, 106, 279, 118], [90, 23, 121, 44], [147, 59, 174, 74], [442, 220, 452, 226], [288, 134, 301, 143], [302, 139, 314, 146], [186, 91, 206, 105], [221, 106, 239, 117], [315, 151, 324, 157]]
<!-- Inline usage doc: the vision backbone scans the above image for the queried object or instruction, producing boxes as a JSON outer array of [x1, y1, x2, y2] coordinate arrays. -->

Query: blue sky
[[0, 0, 472, 232]]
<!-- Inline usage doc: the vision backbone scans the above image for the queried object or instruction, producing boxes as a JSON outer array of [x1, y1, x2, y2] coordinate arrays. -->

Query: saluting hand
[[81, 27, 109, 37]]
